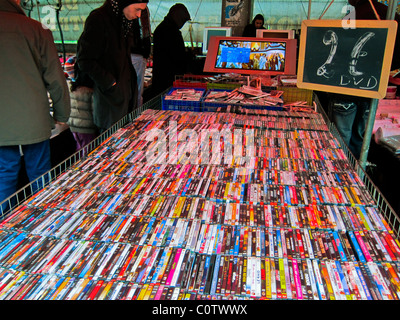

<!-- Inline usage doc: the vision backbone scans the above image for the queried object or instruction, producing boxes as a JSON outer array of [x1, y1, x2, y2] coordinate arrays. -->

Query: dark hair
[[252, 14, 264, 25], [118, 0, 149, 9]]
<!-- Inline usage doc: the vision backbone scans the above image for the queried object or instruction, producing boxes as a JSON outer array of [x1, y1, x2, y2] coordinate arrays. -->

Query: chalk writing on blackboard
[[317, 30, 338, 79], [297, 20, 397, 99], [315, 30, 378, 90], [349, 32, 375, 77], [308, 28, 383, 91]]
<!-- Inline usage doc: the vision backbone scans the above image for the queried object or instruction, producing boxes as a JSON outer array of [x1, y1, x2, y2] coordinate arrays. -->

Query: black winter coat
[[152, 17, 188, 96], [75, 0, 137, 131]]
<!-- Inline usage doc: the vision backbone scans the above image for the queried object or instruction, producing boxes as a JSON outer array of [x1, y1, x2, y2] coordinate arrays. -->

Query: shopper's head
[[167, 3, 191, 29], [118, 0, 148, 20], [252, 14, 265, 29]]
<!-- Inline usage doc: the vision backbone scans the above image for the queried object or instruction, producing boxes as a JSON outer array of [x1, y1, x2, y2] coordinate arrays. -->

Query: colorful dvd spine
[[367, 262, 393, 300], [327, 260, 345, 300], [306, 259, 319, 300], [334, 260, 352, 300], [359, 262, 381, 300], [292, 259, 303, 300], [354, 231, 373, 262], [348, 231, 366, 262], [319, 261, 335, 300], [353, 262, 373, 300]]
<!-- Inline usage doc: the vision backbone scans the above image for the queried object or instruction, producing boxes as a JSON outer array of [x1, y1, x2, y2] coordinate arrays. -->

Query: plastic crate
[[201, 89, 283, 112], [162, 87, 205, 112], [277, 86, 313, 105]]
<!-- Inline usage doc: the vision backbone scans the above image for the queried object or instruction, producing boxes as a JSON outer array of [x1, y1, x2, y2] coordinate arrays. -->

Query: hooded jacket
[[152, 3, 191, 95], [0, 0, 71, 146], [75, 0, 138, 131]]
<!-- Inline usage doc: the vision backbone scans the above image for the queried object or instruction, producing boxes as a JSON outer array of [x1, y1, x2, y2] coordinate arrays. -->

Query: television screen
[[215, 40, 286, 72], [204, 36, 297, 76], [202, 27, 232, 55], [256, 29, 295, 39]]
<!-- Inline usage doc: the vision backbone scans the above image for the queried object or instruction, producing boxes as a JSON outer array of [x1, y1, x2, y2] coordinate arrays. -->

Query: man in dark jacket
[[75, 0, 148, 132], [152, 3, 191, 96], [0, 0, 70, 212]]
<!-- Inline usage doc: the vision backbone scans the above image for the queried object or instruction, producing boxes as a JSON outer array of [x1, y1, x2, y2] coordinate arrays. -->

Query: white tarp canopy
[[24, 0, 352, 43]]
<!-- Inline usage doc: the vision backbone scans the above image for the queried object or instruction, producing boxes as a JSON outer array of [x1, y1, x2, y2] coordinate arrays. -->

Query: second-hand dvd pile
[[0, 107, 400, 300]]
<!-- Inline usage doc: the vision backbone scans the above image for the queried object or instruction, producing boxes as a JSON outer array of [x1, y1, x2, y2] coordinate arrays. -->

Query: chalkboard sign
[[297, 20, 397, 99]]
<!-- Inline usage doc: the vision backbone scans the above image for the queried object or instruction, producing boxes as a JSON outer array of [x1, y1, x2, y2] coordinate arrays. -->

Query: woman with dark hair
[[242, 14, 266, 37]]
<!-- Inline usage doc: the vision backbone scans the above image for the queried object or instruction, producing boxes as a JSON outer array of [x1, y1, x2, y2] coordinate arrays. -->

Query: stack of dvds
[[0, 108, 399, 300], [162, 88, 205, 112], [201, 88, 284, 112]]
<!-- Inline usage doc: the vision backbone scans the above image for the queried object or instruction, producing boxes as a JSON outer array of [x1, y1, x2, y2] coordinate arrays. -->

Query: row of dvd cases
[[0, 96, 399, 300]]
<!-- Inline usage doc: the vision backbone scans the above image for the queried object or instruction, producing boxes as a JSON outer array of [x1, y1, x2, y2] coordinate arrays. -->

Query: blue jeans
[[328, 97, 370, 160], [0, 140, 51, 213]]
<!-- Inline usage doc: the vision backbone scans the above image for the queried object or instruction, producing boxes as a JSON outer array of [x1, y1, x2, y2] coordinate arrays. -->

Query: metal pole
[[308, 0, 312, 19], [358, 0, 396, 171], [319, 0, 335, 20], [359, 98, 379, 171], [386, 0, 396, 20]]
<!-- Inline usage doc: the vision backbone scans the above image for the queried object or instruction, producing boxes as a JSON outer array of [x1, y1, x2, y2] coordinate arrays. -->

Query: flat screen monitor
[[256, 29, 295, 39], [204, 36, 297, 76], [202, 27, 232, 55]]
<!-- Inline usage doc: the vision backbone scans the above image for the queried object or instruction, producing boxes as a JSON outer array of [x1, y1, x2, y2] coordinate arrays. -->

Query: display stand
[[0, 89, 399, 300]]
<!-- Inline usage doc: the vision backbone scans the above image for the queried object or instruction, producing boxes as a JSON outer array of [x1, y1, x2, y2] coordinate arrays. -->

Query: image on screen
[[214, 40, 286, 72]]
